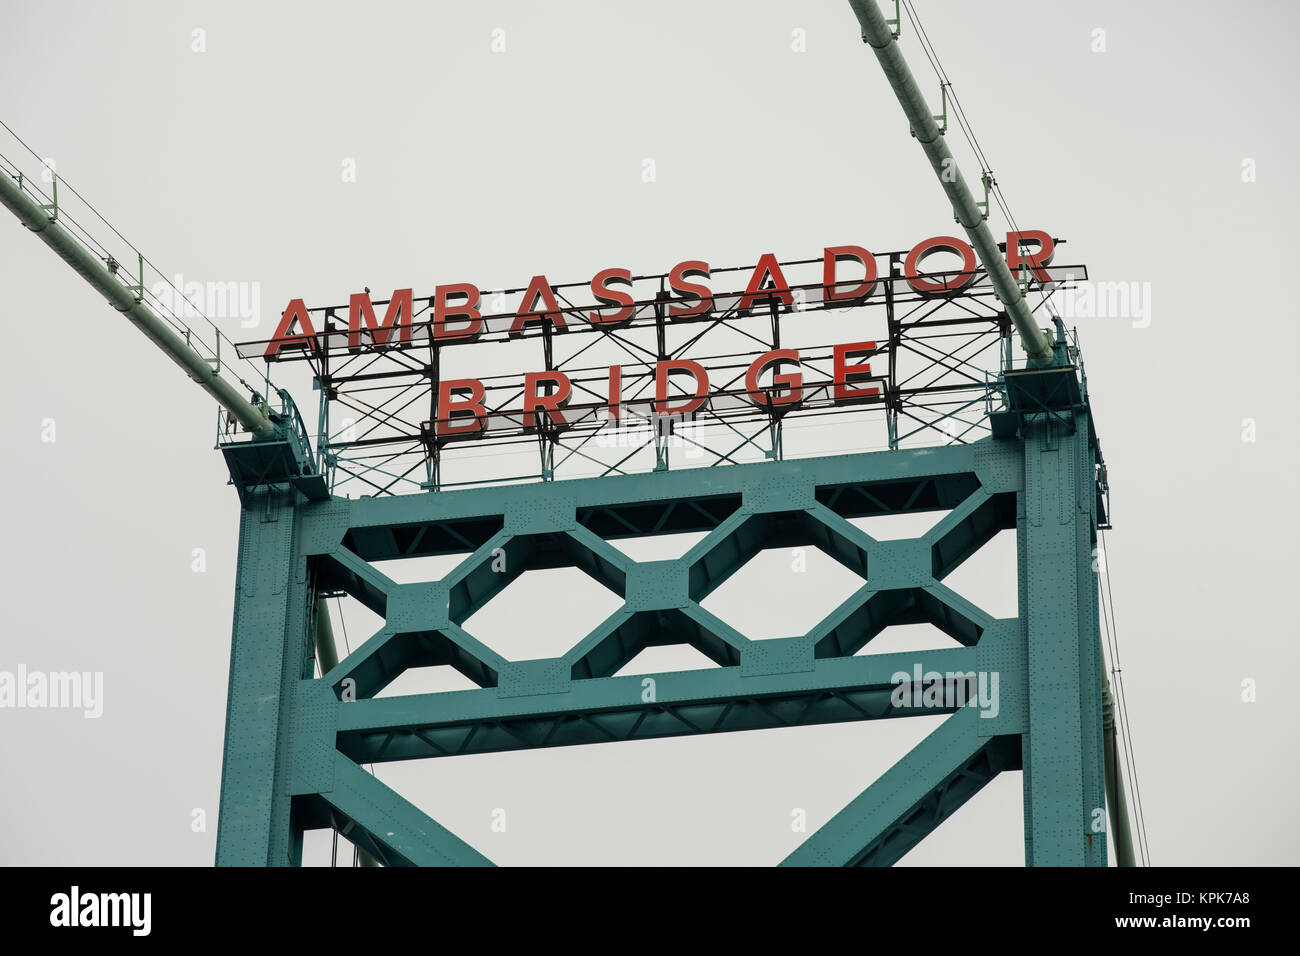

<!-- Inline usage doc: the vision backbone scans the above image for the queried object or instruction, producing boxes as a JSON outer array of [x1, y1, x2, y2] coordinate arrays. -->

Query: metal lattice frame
[[233, 253, 1086, 496], [214, 403, 1107, 866]]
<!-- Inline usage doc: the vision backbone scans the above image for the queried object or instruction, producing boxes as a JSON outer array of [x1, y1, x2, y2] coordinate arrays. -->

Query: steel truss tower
[[214, 358, 1110, 866]]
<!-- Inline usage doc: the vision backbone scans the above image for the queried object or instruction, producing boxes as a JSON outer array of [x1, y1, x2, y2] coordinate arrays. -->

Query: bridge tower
[[0, 0, 1137, 867]]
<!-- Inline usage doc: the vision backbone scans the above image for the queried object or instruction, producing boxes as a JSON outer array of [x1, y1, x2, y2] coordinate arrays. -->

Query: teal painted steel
[[214, 491, 310, 865], [1020, 410, 1107, 865], [214, 387, 1110, 864], [321, 754, 491, 866], [781, 707, 1020, 866]]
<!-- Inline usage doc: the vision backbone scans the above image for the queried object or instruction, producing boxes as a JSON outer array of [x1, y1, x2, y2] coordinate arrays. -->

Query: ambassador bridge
[[0, 0, 1147, 866]]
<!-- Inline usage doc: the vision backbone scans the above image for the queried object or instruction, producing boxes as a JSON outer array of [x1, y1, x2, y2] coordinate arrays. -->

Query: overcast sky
[[1, 0, 1297, 866]]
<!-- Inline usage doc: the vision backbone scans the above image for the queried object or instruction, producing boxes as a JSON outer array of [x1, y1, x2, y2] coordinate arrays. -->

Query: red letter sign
[[348, 288, 412, 350], [510, 275, 566, 336], [745, 349, 803, 407], [904, 236, 977, 295], [433, 283, 483, 342], [823, 246, 878, 304], [654, 360, 709, 416], [265, 299, 319, 359], [1006, 230, 1055, 286], [436, 378, 487, 438], [523, 371, 572, 430], [737, 254, 793, 314], [833, 341, 881, 404], [588, 268, 635, 327], [669, 260, 713, 319]]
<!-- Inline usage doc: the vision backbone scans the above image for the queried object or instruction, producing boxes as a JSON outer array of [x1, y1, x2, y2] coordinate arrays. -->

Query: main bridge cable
[[0, 120, 275, 437], [847, 0, 1053, 365], [894, 1, 1065, 332], [898, 3, 1021, 241]]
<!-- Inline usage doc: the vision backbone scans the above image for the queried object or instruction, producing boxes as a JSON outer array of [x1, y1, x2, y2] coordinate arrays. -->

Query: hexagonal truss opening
[[570, 608, 742, 680], [613, 644, 719, 677], [333, 629, 499, 699], [375, 665, 481, 698], [700, 545, 867, 640], [448, 531, 626, 623], [688, 510, 869, 603], [461, 567, 624, 661], [848, 511, 950, 540], [854, 622, 965, 655], [814, 587, 985, 659], [370, 553, 473, 585], [941, 528, 1019, 620], [605, 530, 711, 562]]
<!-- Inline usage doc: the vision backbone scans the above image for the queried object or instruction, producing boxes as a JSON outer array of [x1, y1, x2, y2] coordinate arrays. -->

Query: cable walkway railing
[[0, 119, 274, 407]]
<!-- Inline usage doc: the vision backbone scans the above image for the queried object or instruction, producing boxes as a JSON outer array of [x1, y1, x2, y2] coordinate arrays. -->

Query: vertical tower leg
[[214, 491, 309, 865], [1020, 410, 1107, 866]]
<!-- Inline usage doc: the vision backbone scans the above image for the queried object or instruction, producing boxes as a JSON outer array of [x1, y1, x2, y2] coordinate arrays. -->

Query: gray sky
[[1, 0, 1296, 865]]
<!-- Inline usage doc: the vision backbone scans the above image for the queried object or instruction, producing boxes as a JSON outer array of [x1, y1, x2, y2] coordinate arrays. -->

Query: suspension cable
[[897, 2, 1064, 322], [0, 118, 274, 402]]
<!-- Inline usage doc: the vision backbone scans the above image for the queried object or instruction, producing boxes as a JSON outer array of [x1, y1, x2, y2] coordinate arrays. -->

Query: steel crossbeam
[[215, 419, 1107, 866]]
